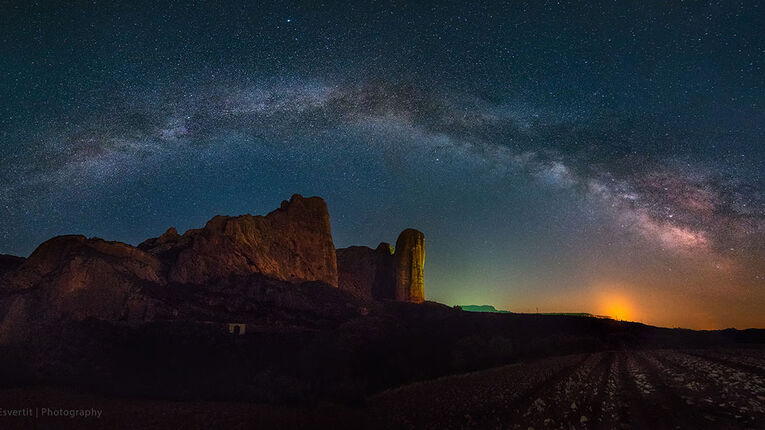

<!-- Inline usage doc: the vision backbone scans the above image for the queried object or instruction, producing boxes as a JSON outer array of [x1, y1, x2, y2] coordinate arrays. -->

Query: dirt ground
[[0, 348, 763, 429], [370, 349, 765, 429]]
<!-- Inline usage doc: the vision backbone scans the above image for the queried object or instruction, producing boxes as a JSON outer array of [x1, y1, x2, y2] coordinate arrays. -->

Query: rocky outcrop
[[8, 235, 163, 321], [135, 227, 179, 255], [394, 229, 425, 303], [139, 194, 338, 287], [0, 194, 339, 327], [337, 229, 425, 303], [0, 194, 424, 342], [337, 243, 394, 300]]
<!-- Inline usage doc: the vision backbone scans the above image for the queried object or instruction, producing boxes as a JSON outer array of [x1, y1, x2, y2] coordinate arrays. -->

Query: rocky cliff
[[394, 229, 425, 303], [337, 229, 425, 303], [139, 194, 338, 287], [1, 235, 164, 342], [336, 243, 395, 300], [0, 195, 339, 330]]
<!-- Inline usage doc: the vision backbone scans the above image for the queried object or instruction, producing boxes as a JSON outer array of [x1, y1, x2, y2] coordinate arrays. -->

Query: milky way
[[1, 2, 763, 328]]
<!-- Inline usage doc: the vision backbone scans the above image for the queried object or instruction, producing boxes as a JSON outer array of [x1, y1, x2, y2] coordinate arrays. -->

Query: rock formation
[[1, 194, 339, 326], [139, 194, 338, 287], [337, 229, 425, 303], [7, 235, 163, 321], [393, 229, 425, 303], [0, 194, 425, 341], [135, 226, 179, 253], [336, 243, 394, 300]]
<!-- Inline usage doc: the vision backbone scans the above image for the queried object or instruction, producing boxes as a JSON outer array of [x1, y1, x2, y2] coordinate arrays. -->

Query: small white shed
[[228, 323, 246, 335]]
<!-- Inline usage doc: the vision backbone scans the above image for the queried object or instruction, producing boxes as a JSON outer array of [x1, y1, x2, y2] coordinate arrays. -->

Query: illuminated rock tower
[[394, 229, 425, 303]]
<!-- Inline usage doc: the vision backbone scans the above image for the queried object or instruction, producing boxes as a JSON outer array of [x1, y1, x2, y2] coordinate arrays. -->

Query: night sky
[[1, 1, 763, 329]]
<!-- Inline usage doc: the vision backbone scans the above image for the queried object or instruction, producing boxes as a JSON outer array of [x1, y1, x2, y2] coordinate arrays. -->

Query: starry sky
[[1, 1, 764, 329]]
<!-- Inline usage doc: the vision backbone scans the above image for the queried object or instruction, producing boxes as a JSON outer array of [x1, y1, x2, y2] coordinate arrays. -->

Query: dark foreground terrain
[[371, 348, 765, 429], [2, 277, 764, 429], [0, 348, 763, 429], [2, 291, 765, 429]]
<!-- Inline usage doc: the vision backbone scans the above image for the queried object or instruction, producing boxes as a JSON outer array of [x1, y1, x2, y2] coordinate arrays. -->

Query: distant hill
[[458, 306, 612, 319], [539, 312, 594, 317], [457, 305, 511, 313], [536, 312, 613, 319]]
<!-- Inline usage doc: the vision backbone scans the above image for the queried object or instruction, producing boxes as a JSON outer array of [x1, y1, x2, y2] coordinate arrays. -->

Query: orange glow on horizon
[[597, 293, 635, 322]]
